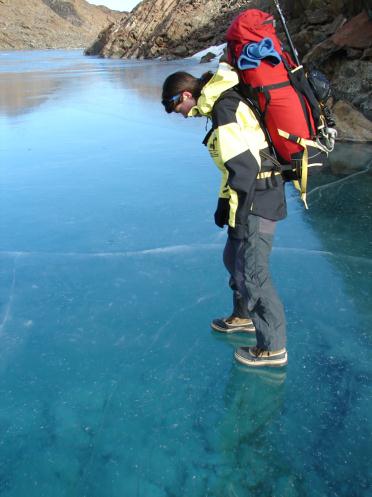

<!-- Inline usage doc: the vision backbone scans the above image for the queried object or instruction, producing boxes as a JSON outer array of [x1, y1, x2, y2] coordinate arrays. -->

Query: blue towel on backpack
[[237, 37, 281, 70]]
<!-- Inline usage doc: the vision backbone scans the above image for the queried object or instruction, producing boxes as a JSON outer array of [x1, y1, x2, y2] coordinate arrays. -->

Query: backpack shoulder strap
[[202, 128, 213, 146], [202, 88, 242, 146], [234, 84, 279, 161]]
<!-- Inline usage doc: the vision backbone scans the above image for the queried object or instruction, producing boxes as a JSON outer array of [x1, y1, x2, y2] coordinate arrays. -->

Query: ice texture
[[0, 50, 371, 497]]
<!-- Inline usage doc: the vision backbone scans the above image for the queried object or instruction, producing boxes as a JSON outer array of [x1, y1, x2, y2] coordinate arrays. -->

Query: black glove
[[214, 197, 230, 228]]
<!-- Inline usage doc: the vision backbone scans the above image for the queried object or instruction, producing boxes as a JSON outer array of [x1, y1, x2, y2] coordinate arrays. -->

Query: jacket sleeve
[[212, 96, 260, 239]]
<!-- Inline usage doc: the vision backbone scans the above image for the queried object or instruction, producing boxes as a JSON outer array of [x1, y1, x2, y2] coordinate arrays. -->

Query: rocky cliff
[[282, 0, 372, 124], [86, 0, 372, 140], [0, 0, 127, 49], [86, 0, 253, 59]]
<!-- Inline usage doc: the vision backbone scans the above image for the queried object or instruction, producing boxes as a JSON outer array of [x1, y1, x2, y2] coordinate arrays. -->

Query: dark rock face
[[332, 10, 372, 48], [86, 0, 372, 133], [300, 10, 372, 122]]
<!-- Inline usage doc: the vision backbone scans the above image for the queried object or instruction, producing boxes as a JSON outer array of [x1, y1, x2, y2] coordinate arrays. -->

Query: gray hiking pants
[[223, 215, 286, 351]]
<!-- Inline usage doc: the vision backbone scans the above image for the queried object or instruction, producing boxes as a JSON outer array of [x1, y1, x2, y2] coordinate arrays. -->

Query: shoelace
[[252, 347, 269, 357]]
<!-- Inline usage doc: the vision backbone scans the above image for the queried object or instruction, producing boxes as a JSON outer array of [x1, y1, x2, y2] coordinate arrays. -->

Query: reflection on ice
[[0, 51, 371, 497], [0, 72, 63, 117], [0, 50, 206, 118]]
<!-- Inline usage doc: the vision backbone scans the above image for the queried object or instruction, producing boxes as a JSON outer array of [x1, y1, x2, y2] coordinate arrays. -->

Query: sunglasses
[[162, 93, 182, 113]]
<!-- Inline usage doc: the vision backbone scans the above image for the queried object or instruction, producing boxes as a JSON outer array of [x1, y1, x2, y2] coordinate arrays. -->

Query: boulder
[[305, 9, 331, 25], [332, 10, 372, 49], [172, 44, 188, 57], [302, 38, 340, 66], [200, 52, 216, 63], [332, 100, 372, 142], [332, 60, 372, 116], [324, 15, 347, 36]]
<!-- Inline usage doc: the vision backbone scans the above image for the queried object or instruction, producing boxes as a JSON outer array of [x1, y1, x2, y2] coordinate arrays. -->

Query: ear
[[182, 90, 193, 100]]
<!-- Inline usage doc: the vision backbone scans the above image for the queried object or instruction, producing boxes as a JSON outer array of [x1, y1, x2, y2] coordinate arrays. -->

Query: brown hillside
[[0, 0, 128, 49]]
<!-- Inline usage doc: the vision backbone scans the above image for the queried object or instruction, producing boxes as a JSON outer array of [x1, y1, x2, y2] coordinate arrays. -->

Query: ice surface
[[0, 50, 371, 497], [190, 43, 226, 60]]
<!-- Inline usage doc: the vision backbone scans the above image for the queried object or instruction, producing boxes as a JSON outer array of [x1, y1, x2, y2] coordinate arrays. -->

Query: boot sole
[[234, 350, 288, 367], [211, 323, 256, 334]]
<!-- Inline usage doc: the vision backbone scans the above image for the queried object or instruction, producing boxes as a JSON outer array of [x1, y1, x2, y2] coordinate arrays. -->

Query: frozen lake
[[0, 50, 371, 497]]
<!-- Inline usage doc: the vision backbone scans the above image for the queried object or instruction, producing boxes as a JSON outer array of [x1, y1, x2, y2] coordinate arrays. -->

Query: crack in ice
[[144, 292, 220, 361], [307, 163, 371, 199], [0, 244, 224, 258], [0, 255, 18, 336], [274, 247, 372, 264], [0, 244, 370, 264]]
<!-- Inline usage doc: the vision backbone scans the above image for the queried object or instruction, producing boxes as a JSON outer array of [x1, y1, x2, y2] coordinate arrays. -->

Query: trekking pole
[[273, 0, 301, 66]]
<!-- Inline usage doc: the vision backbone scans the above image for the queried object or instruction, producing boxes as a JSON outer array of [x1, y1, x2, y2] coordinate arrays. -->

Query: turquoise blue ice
[[0, 50, 371, 497]]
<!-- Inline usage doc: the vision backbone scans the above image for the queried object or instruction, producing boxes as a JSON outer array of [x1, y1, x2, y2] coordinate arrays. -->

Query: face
[[173, 91, 197, 118]]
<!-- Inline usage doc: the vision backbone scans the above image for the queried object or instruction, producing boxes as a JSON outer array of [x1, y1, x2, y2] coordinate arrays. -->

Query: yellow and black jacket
[[189, 63, 287, 239]]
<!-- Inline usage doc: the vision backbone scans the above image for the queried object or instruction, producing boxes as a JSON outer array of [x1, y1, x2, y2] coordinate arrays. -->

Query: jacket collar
[[188, 62, 239, 117]]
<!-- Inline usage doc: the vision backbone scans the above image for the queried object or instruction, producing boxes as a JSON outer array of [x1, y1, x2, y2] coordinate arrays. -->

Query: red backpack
[[226, 9, 335, 207]]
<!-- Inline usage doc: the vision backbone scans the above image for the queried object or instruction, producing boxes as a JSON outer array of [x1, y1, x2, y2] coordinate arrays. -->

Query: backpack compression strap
[[278, 130, 327, 209]]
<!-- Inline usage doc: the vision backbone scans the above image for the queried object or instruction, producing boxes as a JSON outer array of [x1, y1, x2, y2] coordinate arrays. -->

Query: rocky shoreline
[[0, 0, 370, 140], [85, 0, 372, 141]]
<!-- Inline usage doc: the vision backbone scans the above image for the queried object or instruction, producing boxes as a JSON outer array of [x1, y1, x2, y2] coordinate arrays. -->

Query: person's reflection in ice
[[210, 347, 287, 497]]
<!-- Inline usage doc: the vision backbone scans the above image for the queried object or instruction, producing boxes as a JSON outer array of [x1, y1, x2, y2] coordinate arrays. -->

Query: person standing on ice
[[161, 62, 287, 368]]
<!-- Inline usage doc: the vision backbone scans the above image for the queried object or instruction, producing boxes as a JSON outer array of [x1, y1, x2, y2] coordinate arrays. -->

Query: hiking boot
[[211, 316, 255, 333], [234, 346, 288, 367]]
